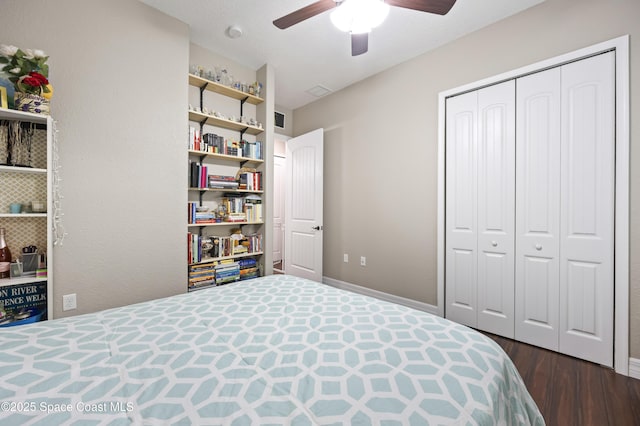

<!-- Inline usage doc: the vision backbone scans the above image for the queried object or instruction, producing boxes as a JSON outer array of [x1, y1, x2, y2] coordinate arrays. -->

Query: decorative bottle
[[0, 227, 11, 279]]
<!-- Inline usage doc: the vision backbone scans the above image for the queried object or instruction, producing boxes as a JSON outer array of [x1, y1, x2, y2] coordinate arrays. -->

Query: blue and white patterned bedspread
[[0, 275, 544, 425]]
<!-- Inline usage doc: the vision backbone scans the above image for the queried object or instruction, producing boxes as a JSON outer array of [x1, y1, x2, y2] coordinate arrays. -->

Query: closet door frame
[[437, 35, 630, 375]]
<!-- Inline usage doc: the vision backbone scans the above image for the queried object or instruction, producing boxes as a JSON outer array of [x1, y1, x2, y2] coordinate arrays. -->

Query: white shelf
[[0, 276, 47, 288], [188, 150, 264, 164], [188, 74, 264, 105], [188, 221, 263, 228], [188, 187, 263, 194], [188, 110, 264, 135], [189, 251, 264, 266], [0, 213, 47, 218], [0, 108, 49, 124], [0, 165, 47, 174]]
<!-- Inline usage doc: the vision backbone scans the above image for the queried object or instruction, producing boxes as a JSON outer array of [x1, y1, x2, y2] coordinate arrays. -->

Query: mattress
[[0, 274, 544, 425]]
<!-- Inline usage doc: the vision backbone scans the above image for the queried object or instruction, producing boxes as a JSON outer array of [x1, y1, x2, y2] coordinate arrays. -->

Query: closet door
[[446, 81, 515, 335], [515, 68, 561, 351], [476, 81, 515, 337], [445, 91, 478, 327], [559, 52, 615, 367]]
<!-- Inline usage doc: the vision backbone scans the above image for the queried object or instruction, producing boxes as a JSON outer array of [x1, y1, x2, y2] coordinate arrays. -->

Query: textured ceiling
[[140, 0, 544, 110]]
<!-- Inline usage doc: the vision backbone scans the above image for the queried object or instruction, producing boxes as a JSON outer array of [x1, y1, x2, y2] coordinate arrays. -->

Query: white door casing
[[515, 67, 562, 351], [476, 80, 516, 338], [273, 155, 285, 266], [285, 128, 324, 281], [559, 52, 615, 367]]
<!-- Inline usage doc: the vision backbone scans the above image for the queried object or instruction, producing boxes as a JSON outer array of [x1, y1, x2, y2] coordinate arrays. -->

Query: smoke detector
[[226, 25, 243, 39]]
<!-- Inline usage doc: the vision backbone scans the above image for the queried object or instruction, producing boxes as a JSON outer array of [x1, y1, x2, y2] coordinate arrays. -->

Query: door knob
[[312, 225, 323, 231], [491, 241, 498, 247], [535, 244, 542, 251]]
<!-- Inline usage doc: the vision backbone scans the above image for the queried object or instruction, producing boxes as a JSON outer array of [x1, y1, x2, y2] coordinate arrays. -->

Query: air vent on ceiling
[[306, 85, 332, 98]]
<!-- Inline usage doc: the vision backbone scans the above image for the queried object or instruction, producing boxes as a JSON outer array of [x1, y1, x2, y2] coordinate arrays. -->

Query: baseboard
[[629, 357, 640, 380], [322, 276, 439, 316]]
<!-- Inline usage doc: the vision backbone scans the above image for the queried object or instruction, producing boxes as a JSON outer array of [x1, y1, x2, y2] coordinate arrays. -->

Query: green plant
[[0, 44, 52, 96]]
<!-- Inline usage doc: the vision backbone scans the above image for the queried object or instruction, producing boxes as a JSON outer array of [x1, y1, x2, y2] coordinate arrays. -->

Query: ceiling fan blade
[[351, 33, 368, 56], [385, 0, 457, 15], [273, 0, 338, 29]]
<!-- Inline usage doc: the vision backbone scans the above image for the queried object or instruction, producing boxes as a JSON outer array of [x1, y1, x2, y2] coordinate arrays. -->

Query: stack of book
[[188, 127, 201, 151], [238, 258, 259, 281], [188, 203, 216, 224], [202, 132, 225, 153], [221, 193, 244, 213], [188, 233, 263, 264], [189, 162, 208, 188], [187, 232, 201, 264], [215, 261, 240, 285], [226, 212, 246, 223], [238, 171, 263, 191], [208, 175, 239, 190], [245, 233, 263, 253], [244, 196, 263, 222], [209, 236, 232, 259], [188, 263, 216, 291], [240, 140, 263, 160], [203, 132, 239, 156]]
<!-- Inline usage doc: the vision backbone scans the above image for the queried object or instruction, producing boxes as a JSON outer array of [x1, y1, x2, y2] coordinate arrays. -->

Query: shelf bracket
[[240, 97, 248, 117], [199, 85, 207, 110]]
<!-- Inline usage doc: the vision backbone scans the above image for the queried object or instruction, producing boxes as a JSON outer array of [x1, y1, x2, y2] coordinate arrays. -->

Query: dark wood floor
[[483, 333, 640, 426]]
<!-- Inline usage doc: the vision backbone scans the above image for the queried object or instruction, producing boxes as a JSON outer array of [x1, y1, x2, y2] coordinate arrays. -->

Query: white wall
[[0, 0, 189, 317], [293, 0, 640, 358]]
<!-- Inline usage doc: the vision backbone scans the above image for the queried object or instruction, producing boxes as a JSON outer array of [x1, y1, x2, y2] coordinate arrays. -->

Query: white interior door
[[285, 128, 323, 281], [476, 81, 515, 338], [273, 155, 285, 267], [559, 52, 615, 367], [445, 91, 478, 327], [515, 67, 562, 351]]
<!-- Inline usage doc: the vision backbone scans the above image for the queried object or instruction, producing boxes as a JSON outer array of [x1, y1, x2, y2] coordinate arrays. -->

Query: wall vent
[[275, 111, 285, 129]]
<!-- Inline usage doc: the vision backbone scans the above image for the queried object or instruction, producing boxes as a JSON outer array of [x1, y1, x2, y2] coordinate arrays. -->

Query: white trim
[[629, 358, 640, 380], [613, 36, 630, 377], [322, 276, 439, 316], [437, 35, 630, 375]]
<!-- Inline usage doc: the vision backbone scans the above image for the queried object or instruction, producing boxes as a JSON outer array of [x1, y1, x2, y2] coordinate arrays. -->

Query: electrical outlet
[[360, 256, 366, 266], [63, 293, 77, 311], [344, 253, 349, 263]]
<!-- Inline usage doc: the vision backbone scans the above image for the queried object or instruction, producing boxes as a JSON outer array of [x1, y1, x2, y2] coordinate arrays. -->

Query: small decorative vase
[[14, 92, 49, 115]]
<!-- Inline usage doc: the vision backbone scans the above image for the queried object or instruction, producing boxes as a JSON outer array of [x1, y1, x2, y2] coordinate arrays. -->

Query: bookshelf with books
[[0, 109, 54, 324], [187, 67, 269, 291]]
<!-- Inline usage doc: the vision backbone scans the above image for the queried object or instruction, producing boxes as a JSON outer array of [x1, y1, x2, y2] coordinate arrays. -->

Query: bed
[[0, 274, 544, 425]]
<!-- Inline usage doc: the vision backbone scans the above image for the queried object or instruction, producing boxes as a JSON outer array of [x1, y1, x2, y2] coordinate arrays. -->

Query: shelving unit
[[0, 109, 53, 323], [187, 71, 266, 291], [188, 251, 265, 267]]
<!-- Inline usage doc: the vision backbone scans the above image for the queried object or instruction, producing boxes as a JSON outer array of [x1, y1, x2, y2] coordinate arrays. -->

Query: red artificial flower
[[22, 77, 42, 87], [28, 71, 48, 85]]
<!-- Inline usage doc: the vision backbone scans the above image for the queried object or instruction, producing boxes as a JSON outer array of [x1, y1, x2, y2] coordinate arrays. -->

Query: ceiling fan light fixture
[[330, 0, 390, 34]]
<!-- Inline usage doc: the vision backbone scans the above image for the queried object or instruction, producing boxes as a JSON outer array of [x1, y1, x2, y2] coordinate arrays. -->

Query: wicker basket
[[14, 92, 49, 115]]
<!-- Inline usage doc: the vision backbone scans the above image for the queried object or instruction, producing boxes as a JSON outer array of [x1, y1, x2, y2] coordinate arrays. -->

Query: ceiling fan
[[273, 0, 457, 56]]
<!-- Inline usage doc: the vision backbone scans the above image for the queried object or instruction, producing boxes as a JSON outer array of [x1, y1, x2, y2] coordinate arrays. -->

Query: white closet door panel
[[477, 81, 515, 338], [445, 91, 478, 327], [515, 68, 561, 351], [559, 52, 615, 367]]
